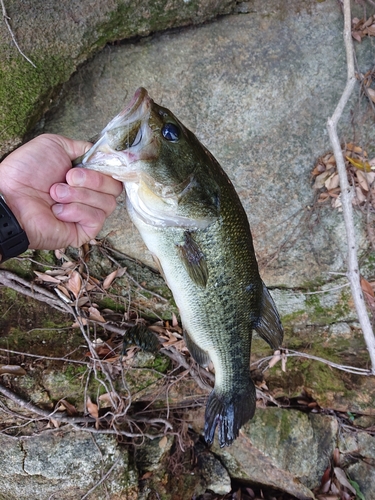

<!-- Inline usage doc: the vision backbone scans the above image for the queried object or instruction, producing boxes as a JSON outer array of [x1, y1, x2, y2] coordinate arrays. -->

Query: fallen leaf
[[89, 306, 106, 323], [360, 276, 375, 298], [103, 267, 126, 289], [49, 418, 60, 428], [351, 31, 363, 42], [72, 317, 88, 328], [333, 447, 340, 467], [346, 155, 372, 172], [333, 467, 357, 495], [159, 435, 168, 449], [54, 248, 66, 259], [364, 24, 375, 36], [324, 173, 340, 191], [314, 171, 332, 189], [59, 399, 78, 416], [99, 392, 121, 407], [86, 396, 99, 419], [0, 364, 26, 375], [172, 312, 179, 327], [355, 170, 373, 191], [346, 143, 366, 154], [355, 186, 367, 203], [67, 270, 82, 298], [34, 271, 61, 284], [141, 471, 153, 480]]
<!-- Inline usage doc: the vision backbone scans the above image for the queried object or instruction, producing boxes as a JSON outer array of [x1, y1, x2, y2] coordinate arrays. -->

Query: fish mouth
[[73, 87, 154, 181]]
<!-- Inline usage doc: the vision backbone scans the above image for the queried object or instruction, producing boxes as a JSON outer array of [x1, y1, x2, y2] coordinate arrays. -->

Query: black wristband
[[0, 196, 29, 262]]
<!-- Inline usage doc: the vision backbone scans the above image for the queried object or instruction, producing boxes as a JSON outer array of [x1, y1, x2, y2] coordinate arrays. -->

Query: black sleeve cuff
[[0, 196, 30, 262]]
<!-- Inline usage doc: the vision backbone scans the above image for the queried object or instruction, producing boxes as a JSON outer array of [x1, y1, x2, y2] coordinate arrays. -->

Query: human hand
[[0, 134, 123, 250]]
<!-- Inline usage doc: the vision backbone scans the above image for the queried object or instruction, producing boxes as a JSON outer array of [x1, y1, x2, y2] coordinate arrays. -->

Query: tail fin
[[204, 381, 256, 447]]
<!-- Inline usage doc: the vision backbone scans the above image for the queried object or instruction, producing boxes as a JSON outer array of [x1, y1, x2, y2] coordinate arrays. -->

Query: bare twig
[[0, 381, 97, 423], [0, 347, 89, 365], [253, 349, 372, 375], [80, 457, 122, 500], [0, 0, 36, 67], [326, 0, 375, 373], [0, 269, 72, 314]]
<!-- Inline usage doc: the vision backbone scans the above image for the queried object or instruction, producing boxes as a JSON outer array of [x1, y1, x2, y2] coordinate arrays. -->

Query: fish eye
[[161, 123, 180, 142]]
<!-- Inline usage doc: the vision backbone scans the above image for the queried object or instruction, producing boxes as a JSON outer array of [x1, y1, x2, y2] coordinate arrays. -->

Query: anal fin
[[254, 282, 284, 350], [184, 329, 211, 367]]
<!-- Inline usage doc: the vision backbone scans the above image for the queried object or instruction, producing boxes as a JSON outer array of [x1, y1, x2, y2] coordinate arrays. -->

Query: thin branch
[[253, 349, 372, 376], [0, 270, 72, 314], [0, 0, 36, 68], [0, 347, 89, 365], [326, 0, 375, 374], [80, 456, 122, 500], [0, 381, 97, 423]]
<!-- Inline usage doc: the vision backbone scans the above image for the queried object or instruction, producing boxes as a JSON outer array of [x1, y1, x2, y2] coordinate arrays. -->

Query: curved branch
[[326, 0, 375, 373]]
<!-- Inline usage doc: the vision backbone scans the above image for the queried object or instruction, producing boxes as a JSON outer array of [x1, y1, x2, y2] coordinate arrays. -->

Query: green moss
[[152, 354, 170, 373], [0, 53, 73, 142]]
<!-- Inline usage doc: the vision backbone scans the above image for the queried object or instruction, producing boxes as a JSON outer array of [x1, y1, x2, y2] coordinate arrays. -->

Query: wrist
[[0, 195, 30, 262]]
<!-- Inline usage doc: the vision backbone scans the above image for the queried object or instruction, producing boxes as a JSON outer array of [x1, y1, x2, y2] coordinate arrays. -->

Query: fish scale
[[75, 87, 284, 447]]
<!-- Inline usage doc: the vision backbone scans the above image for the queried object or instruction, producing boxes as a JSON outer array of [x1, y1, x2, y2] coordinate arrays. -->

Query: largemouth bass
[[75, 88, 284, 447]]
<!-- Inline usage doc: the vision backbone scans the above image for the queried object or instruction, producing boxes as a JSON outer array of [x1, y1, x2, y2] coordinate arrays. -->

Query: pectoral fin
[[177, 232, 208, 288], [184, 329, 211, 367], [254, 282, 284, 349]]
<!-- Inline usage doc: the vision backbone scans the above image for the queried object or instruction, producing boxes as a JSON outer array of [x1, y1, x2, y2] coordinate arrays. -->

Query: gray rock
[[0, 430, 137, 499], [347, 461, 375, 500], [195, 443, 232, 495], [338, 429, 375, 500], [41, 0, 374, 287], [219, 409, 337, 493], [329, 322, 352, 336]]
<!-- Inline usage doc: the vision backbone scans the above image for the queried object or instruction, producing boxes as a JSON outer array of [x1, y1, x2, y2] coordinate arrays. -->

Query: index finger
[[66, 167, 123, 197], [44, 134, 93, 161]]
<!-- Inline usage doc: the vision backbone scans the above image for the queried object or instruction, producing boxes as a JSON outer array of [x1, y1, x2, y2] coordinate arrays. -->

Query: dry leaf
[[0, 364, 26, 375], [356, 170, 371, 191], [86, 396, 99, 419], [54, 248, 65, 259], [333, 467, 356, 495], [59, 399, 78, 416], [346, 143, 365, 154], [355, 186, 367, 203], [34, 271, 61, 284], [99, 392, 120, 407], [88, 306, 106, 323], [103, 267, 126, 289], [360, 276, 375, 298], [346, 155, 372, 172], [324, 173, 340, 191], [72, 317, 88, 328], [67, 270, 82, 298], [351, 31, 363, 42], [364, 24, 375, 36], [159, 435, 168, 449], [314, 171, 332, 189], [172, 313, 179, 327], [49, 418, 60, 428], [312, 163, 326, 176]]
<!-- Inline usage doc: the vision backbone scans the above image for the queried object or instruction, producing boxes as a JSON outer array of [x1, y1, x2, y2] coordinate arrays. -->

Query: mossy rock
[[0, 0, 235, 157]]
